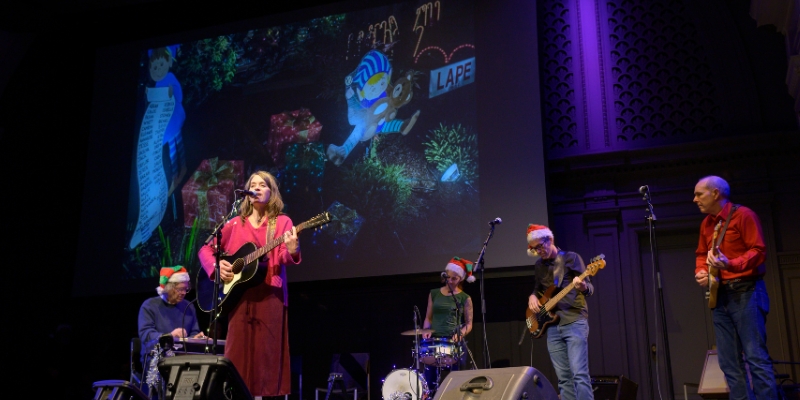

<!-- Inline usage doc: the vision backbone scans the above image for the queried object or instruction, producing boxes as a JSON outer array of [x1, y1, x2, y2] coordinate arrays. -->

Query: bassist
[[197, 170, 301, 399], [526, 224, 595, 400]]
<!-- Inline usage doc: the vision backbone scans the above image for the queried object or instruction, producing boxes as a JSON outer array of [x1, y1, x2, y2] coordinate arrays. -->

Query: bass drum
[[382, 368, 429, 400]]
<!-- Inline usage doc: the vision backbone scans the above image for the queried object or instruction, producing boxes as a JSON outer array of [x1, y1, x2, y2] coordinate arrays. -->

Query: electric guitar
[[524, 254, 606, 338], [705, 221, 723, 309], [196, 211, 331, 315]]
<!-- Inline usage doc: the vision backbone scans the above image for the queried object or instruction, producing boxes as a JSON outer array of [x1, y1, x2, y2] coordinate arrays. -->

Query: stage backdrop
[[74, 0, 548, 297]]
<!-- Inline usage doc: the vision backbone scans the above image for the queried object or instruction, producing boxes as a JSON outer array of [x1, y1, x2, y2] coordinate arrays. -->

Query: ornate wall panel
[[538, 0, 743, 159], [538, 0, 583, 152], [604, 0, 722, 145]]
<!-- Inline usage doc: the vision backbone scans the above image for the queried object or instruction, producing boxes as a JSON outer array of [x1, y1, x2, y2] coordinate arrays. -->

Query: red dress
[[198, 214, 301, 396]]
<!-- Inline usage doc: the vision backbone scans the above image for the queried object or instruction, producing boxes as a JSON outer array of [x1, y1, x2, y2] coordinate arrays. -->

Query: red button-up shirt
[[695, 202, 766, 280]]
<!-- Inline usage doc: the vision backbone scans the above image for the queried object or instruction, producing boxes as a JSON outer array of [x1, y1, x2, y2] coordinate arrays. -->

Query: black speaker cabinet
[[591, 375, 638, 400], [158, 354, 253, 400], [431, 366, 559, 400], [92, 380, 149, 400]]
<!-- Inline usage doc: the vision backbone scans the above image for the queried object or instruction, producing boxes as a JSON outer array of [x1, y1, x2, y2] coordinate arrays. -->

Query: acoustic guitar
[[524, 254, 606, 339], [196, 211, 331, 315], [705, 221, 723, 309]]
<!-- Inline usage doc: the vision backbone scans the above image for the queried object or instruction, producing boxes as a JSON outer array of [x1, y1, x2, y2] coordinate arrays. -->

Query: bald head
[[693, 175, 729, 215], [699, 176, 730, 199]]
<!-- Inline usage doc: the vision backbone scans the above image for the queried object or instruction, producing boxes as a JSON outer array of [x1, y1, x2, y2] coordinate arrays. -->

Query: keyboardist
[[137, 266, 206, 366]]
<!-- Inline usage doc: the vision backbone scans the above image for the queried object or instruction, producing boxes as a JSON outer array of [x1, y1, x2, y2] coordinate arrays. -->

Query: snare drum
[[418, 337, 459, 367], [382, 368, 429, 400]]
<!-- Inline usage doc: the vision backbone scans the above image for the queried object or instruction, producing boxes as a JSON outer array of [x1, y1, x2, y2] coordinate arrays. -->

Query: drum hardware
[[400, 328, 435, 336], [323, 373, 346, 400]]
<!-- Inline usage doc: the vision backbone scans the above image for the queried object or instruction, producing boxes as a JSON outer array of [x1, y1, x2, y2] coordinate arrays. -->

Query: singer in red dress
[[198, 170, 301, 397]]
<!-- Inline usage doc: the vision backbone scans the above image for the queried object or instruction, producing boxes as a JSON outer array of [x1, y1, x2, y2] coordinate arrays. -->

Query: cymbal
[[401, 328, 434, 336]]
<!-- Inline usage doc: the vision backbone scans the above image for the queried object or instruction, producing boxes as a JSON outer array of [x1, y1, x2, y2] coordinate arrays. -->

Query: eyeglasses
[[528, 239, 549, 253], [174, 286, 191, 293]]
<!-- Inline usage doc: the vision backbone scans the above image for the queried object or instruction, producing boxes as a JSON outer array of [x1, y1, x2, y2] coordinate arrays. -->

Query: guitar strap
[[267, 217, 276, 243], [265, 217, 278, 282], [552, 250, 566, 287], [715, 204, 739, 248]]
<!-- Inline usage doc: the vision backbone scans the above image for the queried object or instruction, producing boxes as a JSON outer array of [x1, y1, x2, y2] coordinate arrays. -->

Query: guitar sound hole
[[232, 260, 244, 274]]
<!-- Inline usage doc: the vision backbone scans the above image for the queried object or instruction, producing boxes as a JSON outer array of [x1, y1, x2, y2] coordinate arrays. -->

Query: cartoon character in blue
[[327, 50, 420, 166], [146, 45, 186, 191]]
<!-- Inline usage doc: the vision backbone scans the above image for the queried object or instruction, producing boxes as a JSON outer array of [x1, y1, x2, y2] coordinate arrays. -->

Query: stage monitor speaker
[[158, 354, 253, 400], [92, 379, 149, 400], [431, 366, 558, 400], [590, 375, 638, 400]]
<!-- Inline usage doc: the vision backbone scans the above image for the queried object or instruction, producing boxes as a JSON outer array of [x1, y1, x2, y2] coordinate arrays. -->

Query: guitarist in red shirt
[[692, 175, 778, 400], [526, 224, 595, 400]]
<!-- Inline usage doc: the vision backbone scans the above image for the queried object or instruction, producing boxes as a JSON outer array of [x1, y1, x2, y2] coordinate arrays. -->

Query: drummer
[[421, 257, 475, 387]]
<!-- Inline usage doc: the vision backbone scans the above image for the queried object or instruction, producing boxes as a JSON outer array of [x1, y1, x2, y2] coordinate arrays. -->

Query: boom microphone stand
[[203, 196, 242, 355], [474, 217, 501, 369], [640, 185, 675, 400]]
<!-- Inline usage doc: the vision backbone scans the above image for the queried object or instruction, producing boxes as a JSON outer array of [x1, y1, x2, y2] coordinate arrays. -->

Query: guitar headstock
[[586, 254, 606, 276], [299, 211, 332, 232]]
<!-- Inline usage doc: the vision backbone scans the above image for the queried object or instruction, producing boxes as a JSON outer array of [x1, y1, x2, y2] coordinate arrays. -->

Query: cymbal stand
[[412, 306, 423, 400]]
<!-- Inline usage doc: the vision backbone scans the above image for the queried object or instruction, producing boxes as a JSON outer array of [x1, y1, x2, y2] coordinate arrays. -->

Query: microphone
[[235, 189, 257, 197], [440, 271, 448, 282], [489, 217, 502, 226], [639, 185, 649, 194]]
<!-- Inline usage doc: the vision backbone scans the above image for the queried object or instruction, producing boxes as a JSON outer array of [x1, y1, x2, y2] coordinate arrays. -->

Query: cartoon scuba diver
[[326, 50, 420, 166]]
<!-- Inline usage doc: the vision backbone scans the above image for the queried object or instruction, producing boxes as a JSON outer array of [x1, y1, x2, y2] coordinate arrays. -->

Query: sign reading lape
[[180, 157, 245, 229], [429, 57, 475, 99]]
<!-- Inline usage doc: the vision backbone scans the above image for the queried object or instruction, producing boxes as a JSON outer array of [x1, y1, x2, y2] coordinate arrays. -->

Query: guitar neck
[[543, 269, 591, 312], [711, 221, 722, 257], [241, 221, 310, 265]]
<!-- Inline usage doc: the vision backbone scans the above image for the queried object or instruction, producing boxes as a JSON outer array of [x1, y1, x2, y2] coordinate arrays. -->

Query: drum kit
[[380, 328, 463, 400]]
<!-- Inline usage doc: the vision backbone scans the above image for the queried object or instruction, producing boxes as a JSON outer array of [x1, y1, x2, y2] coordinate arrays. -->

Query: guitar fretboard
[[542, 256, 605, 314], [242, 220, 314, 265]]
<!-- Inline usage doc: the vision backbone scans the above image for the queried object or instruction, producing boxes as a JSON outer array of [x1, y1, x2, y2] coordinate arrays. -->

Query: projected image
[[124, 0, 479, 281]]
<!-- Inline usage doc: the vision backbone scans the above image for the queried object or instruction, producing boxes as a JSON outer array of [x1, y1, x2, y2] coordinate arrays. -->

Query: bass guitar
[[705, 220, 723, 309], [196, 211, 331, 315], [524, 254, 606, 339]]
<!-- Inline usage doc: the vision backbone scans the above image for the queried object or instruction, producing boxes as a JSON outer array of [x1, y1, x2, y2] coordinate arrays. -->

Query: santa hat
[[446, 257, 476, 283], [156, 266, 190, 295], [527, 224, 553, 257]]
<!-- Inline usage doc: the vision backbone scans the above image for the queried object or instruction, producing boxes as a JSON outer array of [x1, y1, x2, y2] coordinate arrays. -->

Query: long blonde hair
[[238, 171, 284, 222]]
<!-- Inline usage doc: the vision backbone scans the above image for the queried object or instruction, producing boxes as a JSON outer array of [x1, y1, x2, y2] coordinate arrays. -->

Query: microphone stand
[[474, 222, 498, 369], [447, 285, 464, 371], [642, 188, 675, 400], [203, 197, 242, 355], [413, 306, 421, 399]]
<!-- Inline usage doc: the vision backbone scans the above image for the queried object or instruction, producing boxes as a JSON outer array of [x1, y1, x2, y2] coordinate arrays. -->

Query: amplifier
[[591, 375, 638, 400]]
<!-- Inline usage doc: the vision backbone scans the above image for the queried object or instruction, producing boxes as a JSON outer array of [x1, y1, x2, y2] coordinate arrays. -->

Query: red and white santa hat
[[527, 224, 553, 257], [446, 257, 476, 283], [156, 266, 190, 295]]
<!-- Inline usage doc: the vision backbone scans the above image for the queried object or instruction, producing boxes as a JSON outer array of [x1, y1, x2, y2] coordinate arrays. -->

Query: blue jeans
[[713, 279, 778, 400], [546, 319, 593, 400]]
